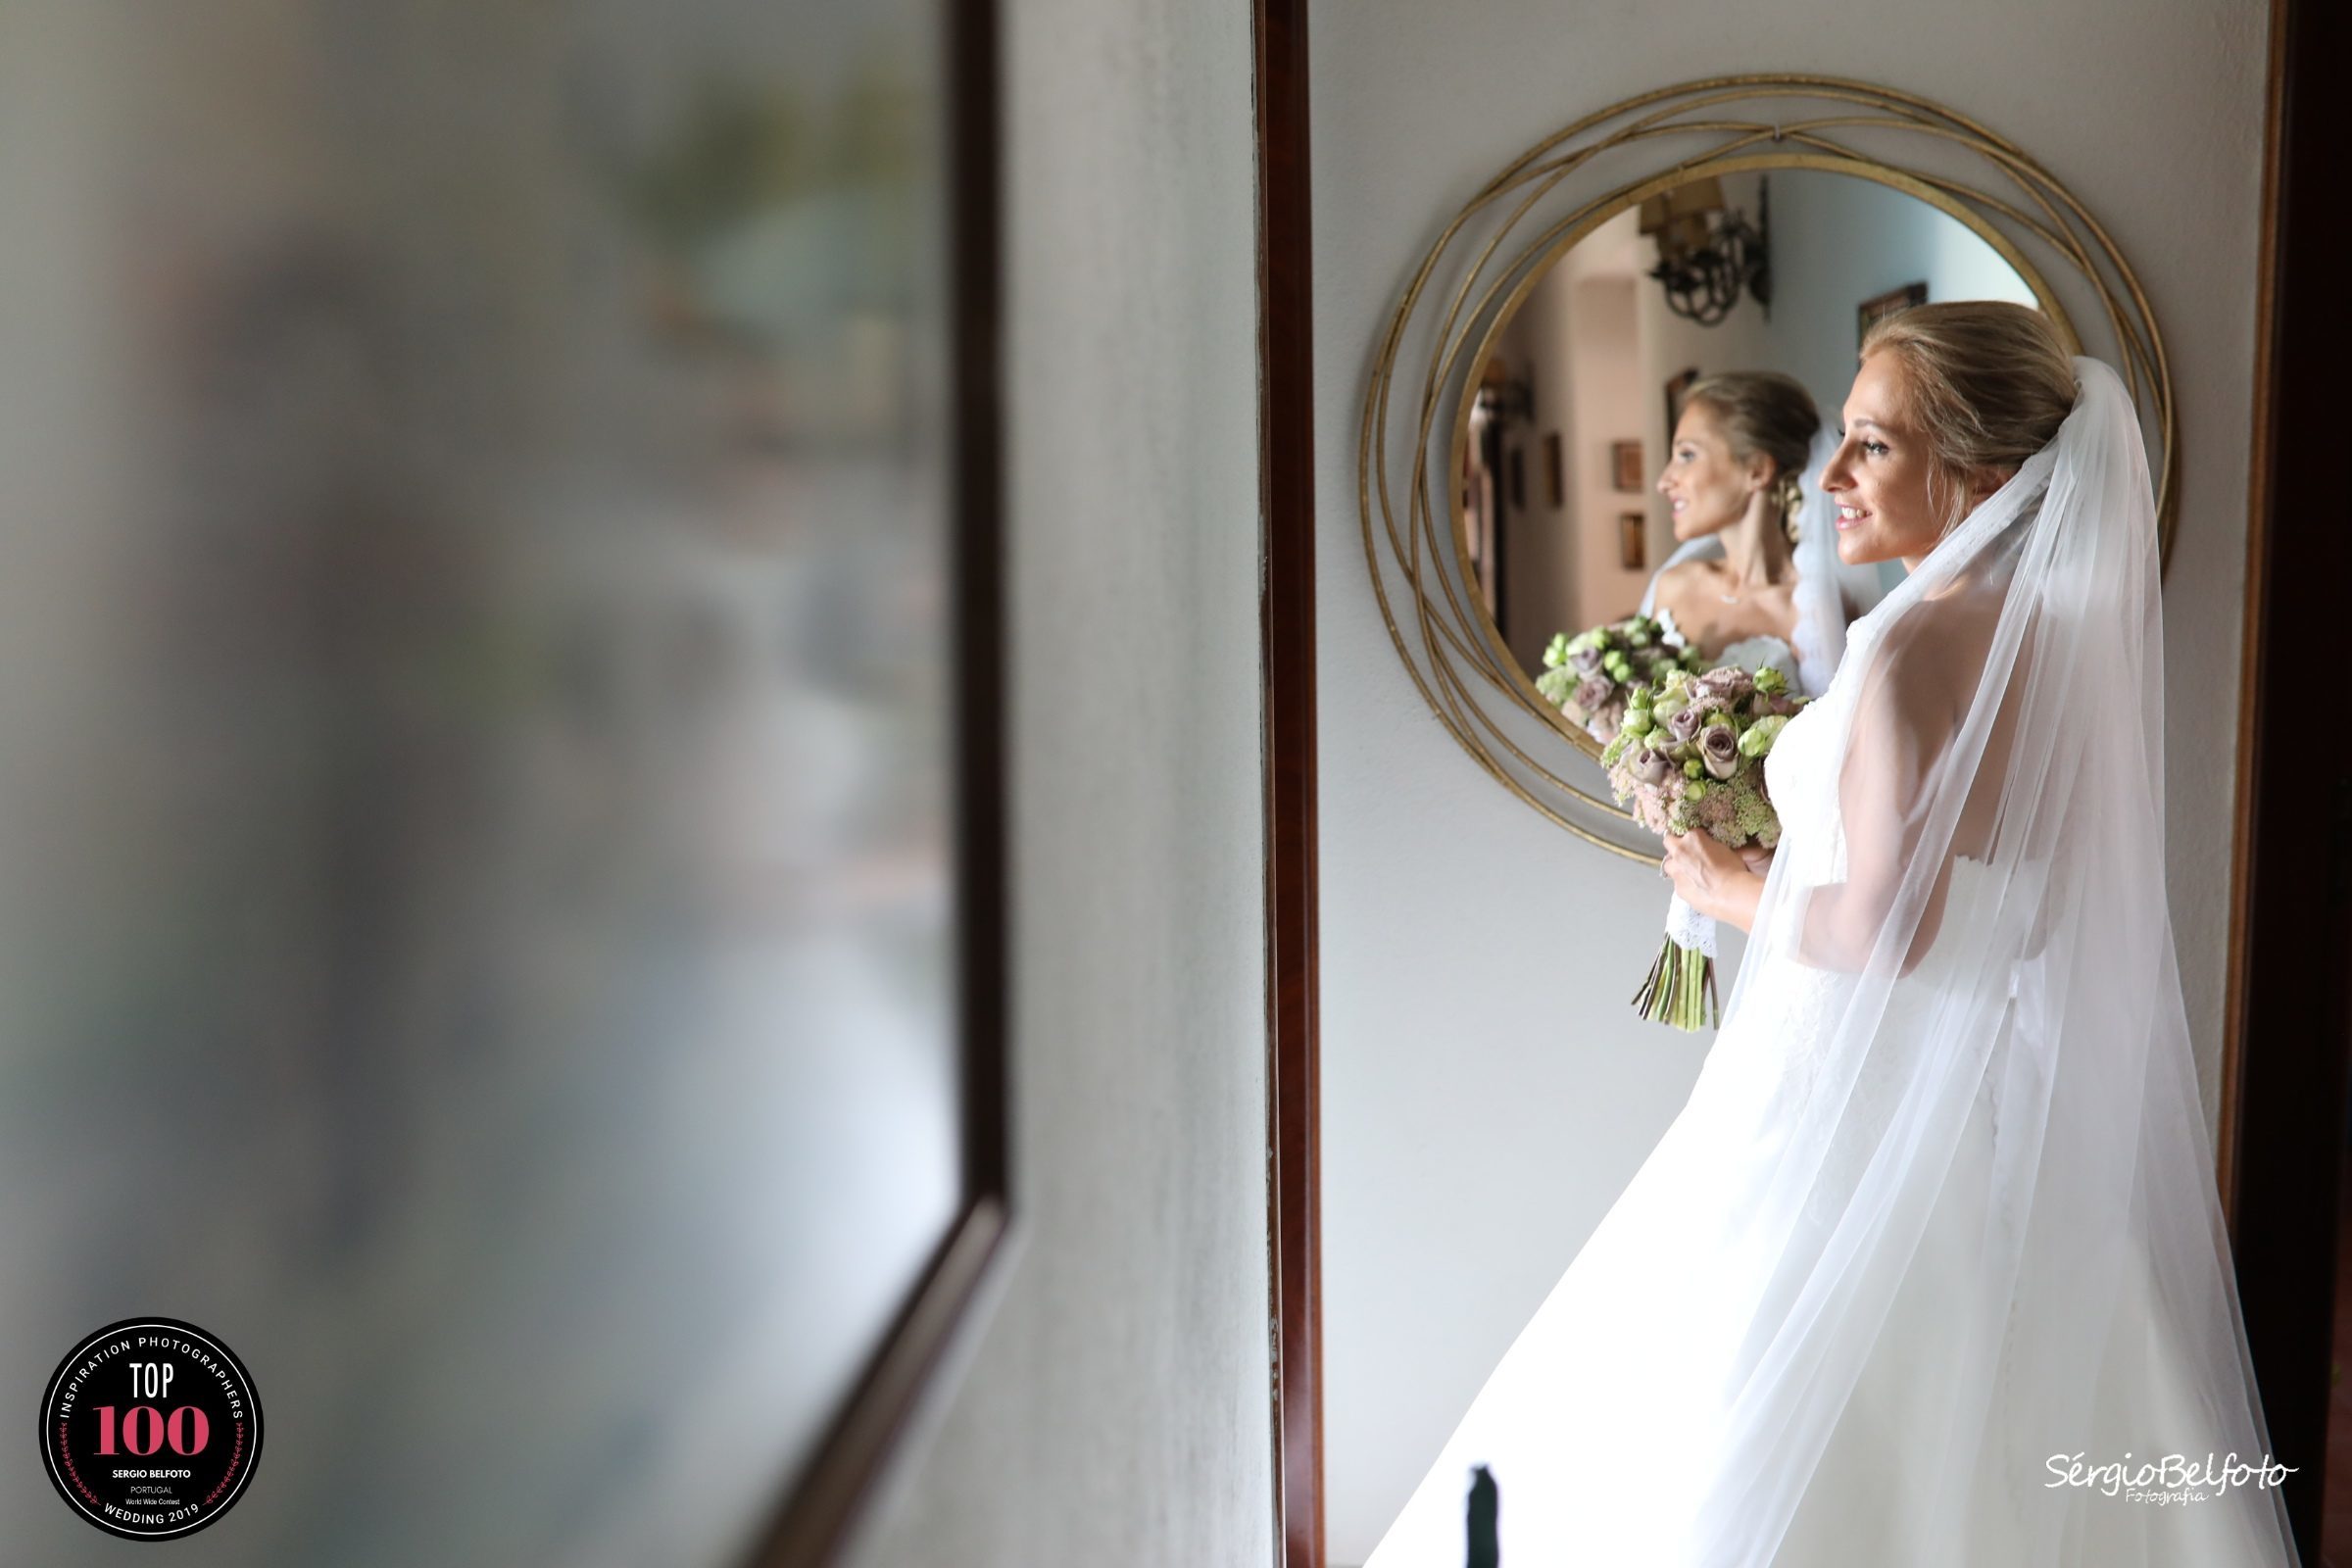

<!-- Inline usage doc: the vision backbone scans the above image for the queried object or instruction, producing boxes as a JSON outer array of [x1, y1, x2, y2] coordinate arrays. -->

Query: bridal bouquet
[[1536, 614, 1706, 742], [1599, 662, 1811, 1031]]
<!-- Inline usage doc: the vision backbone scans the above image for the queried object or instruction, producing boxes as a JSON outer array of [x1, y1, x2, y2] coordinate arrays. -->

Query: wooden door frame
[[1255, 0, 1322, 1563], [2220, 0, 2352, 1558]]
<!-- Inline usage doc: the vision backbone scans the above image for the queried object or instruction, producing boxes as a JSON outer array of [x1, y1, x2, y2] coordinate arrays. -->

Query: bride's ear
[[1964, 464, 2018, 508]]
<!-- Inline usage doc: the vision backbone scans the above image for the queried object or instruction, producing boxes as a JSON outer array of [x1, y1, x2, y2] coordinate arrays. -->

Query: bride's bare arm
[[1792, 635, 1958, 977], [1790, 592, 2031, 977]]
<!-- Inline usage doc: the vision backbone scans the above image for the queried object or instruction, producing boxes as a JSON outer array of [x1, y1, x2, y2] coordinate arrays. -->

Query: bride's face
[[1654, 401, 1768, 540], [1822, 351, 1998, 567]]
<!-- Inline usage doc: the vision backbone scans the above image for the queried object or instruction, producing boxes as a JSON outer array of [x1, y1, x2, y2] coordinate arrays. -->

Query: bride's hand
[[1660, 827, 1764, 928]]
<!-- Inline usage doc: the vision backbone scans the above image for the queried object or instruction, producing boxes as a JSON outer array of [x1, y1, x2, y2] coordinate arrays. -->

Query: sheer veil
[[1689, 355, 2297, 1562]]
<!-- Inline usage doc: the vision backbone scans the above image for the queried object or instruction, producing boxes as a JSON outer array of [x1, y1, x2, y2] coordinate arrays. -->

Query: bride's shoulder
[[1849, 610, 1978, 725], [1651, 557, 1714, 606]]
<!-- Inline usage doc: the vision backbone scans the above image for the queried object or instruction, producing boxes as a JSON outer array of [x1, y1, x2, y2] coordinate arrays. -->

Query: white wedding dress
[[1360, 596, 2297, 1566]]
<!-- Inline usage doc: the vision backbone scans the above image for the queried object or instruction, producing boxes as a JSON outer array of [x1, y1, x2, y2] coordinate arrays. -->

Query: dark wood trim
[[746, 0, 1012, 1560], [2222, 0, 2352, 1557], [2218, 0, 2292, 1232], [1255, 0, 1323, 1563]]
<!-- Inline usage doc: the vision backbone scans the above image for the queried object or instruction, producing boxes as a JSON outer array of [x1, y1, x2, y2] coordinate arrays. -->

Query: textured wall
[[1314, 6, 2272, 1562], [839, 0, 1276, 1563]]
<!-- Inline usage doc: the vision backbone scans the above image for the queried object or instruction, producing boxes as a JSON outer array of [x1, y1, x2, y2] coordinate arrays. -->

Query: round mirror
[[1447, 162, 2072, 761]]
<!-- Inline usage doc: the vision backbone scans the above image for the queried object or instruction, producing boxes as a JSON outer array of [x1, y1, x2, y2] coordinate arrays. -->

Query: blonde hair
[[1681, 369, 1819, 529], [1859, 301, 2077, 537]]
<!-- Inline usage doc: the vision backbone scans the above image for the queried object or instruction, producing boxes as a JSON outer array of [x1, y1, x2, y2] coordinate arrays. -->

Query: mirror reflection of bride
[[1642, 370, 1884, 697]]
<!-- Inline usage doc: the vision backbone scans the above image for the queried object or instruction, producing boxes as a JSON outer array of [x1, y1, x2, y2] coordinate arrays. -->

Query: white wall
[[840, 0, 1276, 1562], [1314, 7, 2271, 1564]]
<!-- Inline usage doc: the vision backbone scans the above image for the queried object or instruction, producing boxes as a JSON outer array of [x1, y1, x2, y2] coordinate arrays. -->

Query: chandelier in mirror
[[1641, 173, 1771, 326]]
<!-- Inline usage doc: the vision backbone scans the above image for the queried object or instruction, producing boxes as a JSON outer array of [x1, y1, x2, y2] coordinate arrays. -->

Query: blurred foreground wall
[[0, 2, 1272, 1564]]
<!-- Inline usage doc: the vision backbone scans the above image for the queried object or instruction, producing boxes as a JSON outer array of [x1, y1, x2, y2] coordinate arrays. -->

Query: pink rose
[[1699, 724, 1740, 779]]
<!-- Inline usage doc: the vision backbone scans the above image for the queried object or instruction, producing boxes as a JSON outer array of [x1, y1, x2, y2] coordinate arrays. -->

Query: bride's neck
[[1714, 493, 1793, 590]]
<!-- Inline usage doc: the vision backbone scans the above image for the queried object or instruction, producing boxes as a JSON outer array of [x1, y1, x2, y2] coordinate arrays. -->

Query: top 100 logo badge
[[37, 1317, 265, 1541]]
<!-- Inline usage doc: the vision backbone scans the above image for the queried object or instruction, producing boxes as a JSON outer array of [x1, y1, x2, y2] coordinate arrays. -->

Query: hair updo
[[1858, 300, 2078, 537], [1680, 369, 1820, 536]]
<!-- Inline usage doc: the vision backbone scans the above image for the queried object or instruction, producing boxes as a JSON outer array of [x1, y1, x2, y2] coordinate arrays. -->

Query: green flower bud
[[1684, 759, 1704, 779], [1738, 713, 1789, 757]]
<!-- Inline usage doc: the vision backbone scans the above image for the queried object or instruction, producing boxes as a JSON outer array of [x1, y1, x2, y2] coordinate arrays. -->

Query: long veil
[[1690, 354, 2296, 1561], [1363, 357, 2299, 1565]]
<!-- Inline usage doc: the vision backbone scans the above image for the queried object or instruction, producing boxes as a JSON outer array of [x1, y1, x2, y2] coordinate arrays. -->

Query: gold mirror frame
[[1358, 75, 2174, 861]]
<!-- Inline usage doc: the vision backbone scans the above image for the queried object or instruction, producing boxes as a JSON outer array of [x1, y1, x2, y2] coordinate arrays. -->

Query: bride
[[1362, 304, 2301, 1565], [1641, 369, 1884, 698]]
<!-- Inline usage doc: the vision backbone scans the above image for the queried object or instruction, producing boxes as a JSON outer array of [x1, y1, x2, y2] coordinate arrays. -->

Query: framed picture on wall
[[1858, 280, 1929, 347], [1543, 431, 1563, 507], [1663, 366, 1699, 443], [1610, 440, 1643, 493], [1619, 512, 1647, 571]]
